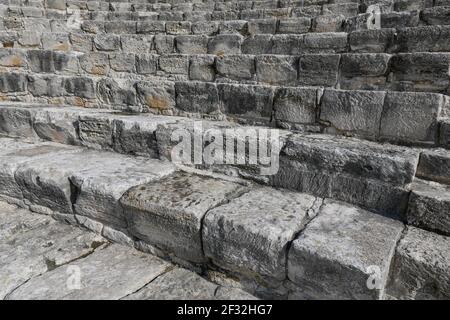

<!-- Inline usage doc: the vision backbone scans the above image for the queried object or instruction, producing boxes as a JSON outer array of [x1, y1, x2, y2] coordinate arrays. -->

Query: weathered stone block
[[137, 21, 165, 34], [175, 35, 208, 54], [298, 54, 340, 86], [121, 172, 248, 263], [70, 152, 175, 229], [7, 244, 170, 300], [320, 89, 386, 138], [386, 227, 450, 300], [390, 53, 450, 93], [271, 35, 303, 55], [242, 35, 273, 54], [135, 81, 175, 111], [208, 35, 242, 55], [189, 55, 215, 82], [120, 35, 153, 53], [27, 50, 79, 74], [407, 179, 450, 236], [175, 81, 219, 114], [80, 52, 109, 75], [397, 26, 450, 53], [136, 54, 158, 75], [340, 53, 391, 90], [93, 34, 120, 51], [247, 19, 277, 35], [417, 149, 450, 184], [288, 199, 404, 299], [166, 21, 191, 35], [218, 84, 274, 121], [349, 28, 396, 53], [216, 55, 255, 80], [280, 133, 418, 186], [380, 92, 445, 145], [274, 87, 317, 124], [256, 55, 298, 85], [303, 32, 348, 53], [154, 35, 175, 54], [159, 55, 189, 75], [204, 188, 319, 283], [109, 53, 136, 73], [277, 18, 311, 34], [96, 78, 136, 106]]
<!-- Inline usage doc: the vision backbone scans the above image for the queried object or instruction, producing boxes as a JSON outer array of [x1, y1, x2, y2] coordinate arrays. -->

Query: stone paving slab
[[121, 171, 250, 263]]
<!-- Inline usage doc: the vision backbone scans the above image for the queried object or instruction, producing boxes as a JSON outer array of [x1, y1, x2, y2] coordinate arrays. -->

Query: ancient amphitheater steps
[[0, 135, 448, 299], [0, 201, 255, 300]]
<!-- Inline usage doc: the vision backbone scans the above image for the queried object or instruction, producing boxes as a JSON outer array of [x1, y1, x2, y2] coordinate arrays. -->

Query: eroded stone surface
[[204, 188, 320, 284], [7, 244, 170, 300], [386, 227, 450, 300], [288, 199, 404, 300], [121, 172, 249, 263], [407, 179, 450, 236]]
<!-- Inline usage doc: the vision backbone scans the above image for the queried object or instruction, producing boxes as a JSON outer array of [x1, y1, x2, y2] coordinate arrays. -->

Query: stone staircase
[[0, 0, 449, 300]]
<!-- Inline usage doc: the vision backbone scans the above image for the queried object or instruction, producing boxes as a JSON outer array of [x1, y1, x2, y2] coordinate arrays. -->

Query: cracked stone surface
[[121, 171, 249, 263], [0, 201, 257, 300], [203, 187, 321, 285], [287, 199, 405, 300]]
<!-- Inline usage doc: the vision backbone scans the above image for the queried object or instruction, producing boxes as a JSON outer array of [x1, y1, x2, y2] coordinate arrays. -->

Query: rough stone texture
[[298, 54, 340, 86], [288, 199, 404, 300], [216, 55, 255, 80], [70, 151, 175, 229], [7, 244, 171, 300], [274, 87, 318, 125], [218, 83, 274, 122], [204, 188, 320, 284], [121, 172, 248, 263], [320, 89, 386, 138], [0, 140, 79, 205], [407, 179, 450, 236], [0, 215, 106, 299], [255, 55, 298, 85], [279, 134, 419, 186], [386, 227, 450, 300], [380, 92, 446, 145], [175, 81, 219, 114], [124, 268, 218, 300], [417, 149, 450, 184]]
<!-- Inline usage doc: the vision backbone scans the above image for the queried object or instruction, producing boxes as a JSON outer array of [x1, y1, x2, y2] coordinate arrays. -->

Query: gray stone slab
[[203, 187, 321, 284], [417, 149, 450, 185], [0, 219, 106, 299], [124, 268, 218, 300], [407, 179, 450, 236], [7, 244, 170, 300], [288, 199, 404, 300], [70, 153, 175, 229], [386, 227, 450, 300], [121, 172, 249, 263]]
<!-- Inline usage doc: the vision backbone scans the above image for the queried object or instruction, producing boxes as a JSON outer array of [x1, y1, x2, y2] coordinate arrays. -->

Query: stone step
[[440, 118, 450, 148], [407, 179, 450, 236], [417, 148, 450, 185], [0, 78, 448, 147], [385, 226, 450, 299], [0, 201, 255, 300], [0, 104, 425, 217], [0, 114, 449, 299], [3, 25, 450, 54], [2, 47, 449, 94]]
